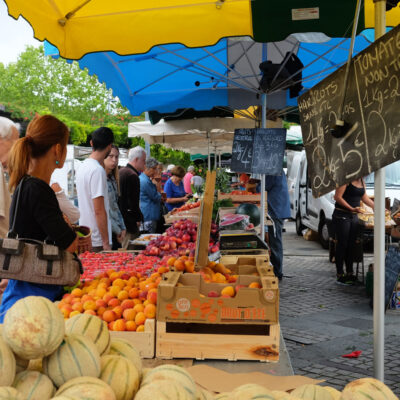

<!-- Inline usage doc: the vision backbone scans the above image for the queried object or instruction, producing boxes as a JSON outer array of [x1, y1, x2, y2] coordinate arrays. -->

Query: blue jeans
[[268, 217, 284, 279]]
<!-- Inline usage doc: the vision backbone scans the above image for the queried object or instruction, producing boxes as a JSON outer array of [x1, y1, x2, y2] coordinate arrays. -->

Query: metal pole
[[260, 93, 267, 239], [219, 151, 222, 168], [214, 146, 217, 170], [373, 0, 386, 382]]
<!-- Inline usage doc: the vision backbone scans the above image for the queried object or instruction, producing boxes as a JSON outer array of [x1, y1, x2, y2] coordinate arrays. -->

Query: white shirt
[[76, 158, 111, 247]]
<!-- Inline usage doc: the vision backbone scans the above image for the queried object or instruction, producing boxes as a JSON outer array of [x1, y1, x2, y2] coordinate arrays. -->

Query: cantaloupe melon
[[3, 296, 65, 360], [13, 370, 55, 400], [55, 376, 116, 400], [195, 387, 214, 400], [0, 387, 26, 400], [134, 380, 192, 400], [340, 377, 397, 400], [50, 397, 80, 400], [231, 383, 274, 399], [14, 353, 29, 373], [99, 355, 140, 400], [324, 387, 341, 400], [141, 368, 152, 381], [43, 333, 101, 387], [65, 314, 110, 355], [272, 390, 302, 400], [108, 338, 142, 374], [291, 384, 334, 400], [214, 394, 231, 400], [141, 364, 197, 398], [0, 335, 16, 386]]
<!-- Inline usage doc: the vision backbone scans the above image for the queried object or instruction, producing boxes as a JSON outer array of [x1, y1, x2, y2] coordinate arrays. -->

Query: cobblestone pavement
[[280, 249, 400, 395]]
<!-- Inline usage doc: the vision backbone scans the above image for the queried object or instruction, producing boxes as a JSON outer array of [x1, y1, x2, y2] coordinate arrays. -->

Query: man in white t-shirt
[[76, 127, 114, 251]]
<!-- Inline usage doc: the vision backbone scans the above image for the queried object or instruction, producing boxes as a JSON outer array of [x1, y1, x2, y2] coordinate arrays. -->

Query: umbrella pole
[[261, 93, 267, 240], [373, 0, 386, 382]]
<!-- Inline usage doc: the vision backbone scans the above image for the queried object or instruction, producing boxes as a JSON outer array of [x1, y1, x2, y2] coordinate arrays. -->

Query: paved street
[[281, 221, 400, 395]]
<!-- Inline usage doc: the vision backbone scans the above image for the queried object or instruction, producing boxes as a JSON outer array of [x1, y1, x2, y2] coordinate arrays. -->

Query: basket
[[74, 225, 92, 254]]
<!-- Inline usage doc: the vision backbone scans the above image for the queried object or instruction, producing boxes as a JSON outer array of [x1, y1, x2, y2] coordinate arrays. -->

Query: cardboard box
[[157, 269, 279, 324], [187, 365, 324, 393], [220, 254, 272, 273]]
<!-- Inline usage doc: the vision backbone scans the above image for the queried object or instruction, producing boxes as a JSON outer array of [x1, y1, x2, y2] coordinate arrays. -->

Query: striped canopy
[[4, 0, 400, 59]]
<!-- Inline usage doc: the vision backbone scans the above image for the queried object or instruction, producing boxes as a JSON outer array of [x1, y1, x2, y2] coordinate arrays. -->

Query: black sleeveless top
[[335, 182, 365, 211]]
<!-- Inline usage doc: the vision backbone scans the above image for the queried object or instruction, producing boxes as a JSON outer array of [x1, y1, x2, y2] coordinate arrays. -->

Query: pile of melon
[[0, 296, 398, 400]]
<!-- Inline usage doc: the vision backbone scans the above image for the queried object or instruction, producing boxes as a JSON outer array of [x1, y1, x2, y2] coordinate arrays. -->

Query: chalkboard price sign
[[231, 128, 286, 175], [299, 24, 400, 197]]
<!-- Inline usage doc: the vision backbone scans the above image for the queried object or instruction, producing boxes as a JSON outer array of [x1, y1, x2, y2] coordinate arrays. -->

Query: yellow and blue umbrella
[[4, 0, 400, 59]]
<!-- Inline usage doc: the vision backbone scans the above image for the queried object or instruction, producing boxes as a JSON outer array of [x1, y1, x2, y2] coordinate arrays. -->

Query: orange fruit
[[136, 325, 145, 332], [133, 299, 142, 305], [248, 282, 261, 289], [71, 288, 83, 298], [184, 260, 195, 273], [144, 304, 156, 319], [113, 278, 125, 288], [122, 308, 136, 321], [97, 306, 107, 317], [109, 286, 120, 297], [135, 312, 146, 326], [128, 288, 139, 299], [84, 309, 96, 316], [83, 300, 97, 311], [71, 302, 84, 313], [103, 293, 114, 303], [125, 321, 137, 331], [117, 290, 129, 301], [221, 286, 235, 297], [103, 310, 117, 323], [69, 310, 81, 318], [108, 298, 120, 308], [121, 299, 135, 310], [108, 321, 115, 330], [133, 303, 144, 313], [113, 306, 123, 318], [113, 319, 126, 331], [167, 257, 177, 266], [174, 259, 185, 271]]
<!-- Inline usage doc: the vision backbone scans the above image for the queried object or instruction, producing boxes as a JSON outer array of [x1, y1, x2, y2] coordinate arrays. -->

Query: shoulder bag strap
[[8, 176, 27, 238]]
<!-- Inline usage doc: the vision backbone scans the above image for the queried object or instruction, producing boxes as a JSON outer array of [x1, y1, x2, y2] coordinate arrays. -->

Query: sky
[[0, 1, 41, 65]]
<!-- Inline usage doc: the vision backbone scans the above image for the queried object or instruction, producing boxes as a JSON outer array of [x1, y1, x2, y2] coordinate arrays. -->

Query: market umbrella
[[45, 33, 373, 117], [4, 0, 400, 60], [128, 116, 259, 168]]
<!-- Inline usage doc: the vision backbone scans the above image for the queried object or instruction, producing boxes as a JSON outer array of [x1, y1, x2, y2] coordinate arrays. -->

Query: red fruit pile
[[80, 252, 164, 281], [143, 219, 219, 258], [171, 201, 200, 214]]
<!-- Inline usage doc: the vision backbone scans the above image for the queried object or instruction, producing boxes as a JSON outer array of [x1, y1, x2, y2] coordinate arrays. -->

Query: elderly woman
[[139, 157, 162, 233], [164, 165, 191, 212]]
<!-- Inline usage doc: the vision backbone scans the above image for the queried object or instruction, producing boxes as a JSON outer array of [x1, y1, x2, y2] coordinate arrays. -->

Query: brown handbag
[[0, 177, 82, 286]]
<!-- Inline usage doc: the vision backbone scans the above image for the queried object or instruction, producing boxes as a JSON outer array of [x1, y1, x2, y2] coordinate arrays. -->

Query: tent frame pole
[[373, 0, 385, 383], [261, 93, 267, 240]]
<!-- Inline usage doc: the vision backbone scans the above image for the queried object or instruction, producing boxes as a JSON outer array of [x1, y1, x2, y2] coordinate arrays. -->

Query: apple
[[207, 291, 220, 298]]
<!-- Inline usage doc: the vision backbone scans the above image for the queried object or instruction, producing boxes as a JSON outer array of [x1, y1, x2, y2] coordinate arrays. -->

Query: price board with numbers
[[231, 128, 286, 175], [299, 24, 400, 198]]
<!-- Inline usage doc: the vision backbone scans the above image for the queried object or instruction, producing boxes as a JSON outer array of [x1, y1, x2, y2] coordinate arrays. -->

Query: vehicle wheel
[[296, 212, 304, 236], [318, 216, 330, 249]]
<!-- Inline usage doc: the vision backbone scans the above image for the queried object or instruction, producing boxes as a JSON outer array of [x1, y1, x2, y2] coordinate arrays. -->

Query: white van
[[288, 150, 400, 249]]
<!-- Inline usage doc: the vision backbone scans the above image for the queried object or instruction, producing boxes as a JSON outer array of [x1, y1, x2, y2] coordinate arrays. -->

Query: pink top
[[183, 172, 194, 193]]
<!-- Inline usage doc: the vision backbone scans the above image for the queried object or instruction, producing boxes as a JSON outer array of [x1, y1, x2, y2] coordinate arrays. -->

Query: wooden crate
[[218, 191, 266, 203], [164, 213, 199, 224], [156, 321, 280, 362], [110, 318, 155, 358]]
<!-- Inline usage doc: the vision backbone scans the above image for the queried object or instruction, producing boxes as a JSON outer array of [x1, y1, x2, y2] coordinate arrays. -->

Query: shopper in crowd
[[333, 178, 374, 285], [183, 166, 195, 194], [119, 146, 146, 247], [191, 170, 204, 193], [0, 117, 19, 238], [164, 165, 191, 212], [161, 164, 174, 189], [104, 145, 126, 250], [50, 182, 80, 224], [139, 157, 162, 233], [155, 161, 167, 233], [0, 117, 19, 296], [262, 172, 290, 281], [0, 115, 78, 320], [76, 127, 114, 252]]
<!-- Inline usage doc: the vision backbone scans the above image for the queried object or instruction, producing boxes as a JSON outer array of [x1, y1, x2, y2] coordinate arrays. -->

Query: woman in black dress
[[333, 178, 374, 285]]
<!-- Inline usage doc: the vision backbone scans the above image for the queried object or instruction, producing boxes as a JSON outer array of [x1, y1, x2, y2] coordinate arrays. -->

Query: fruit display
[[143, 219, 219, 258], [80, 253, 163, 280], [236, 203, 261, 226], [171, 201, 201, 214], [227, 191, 259, 196], [0, 296, 398, 399], [57, 268, 163, 331]]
